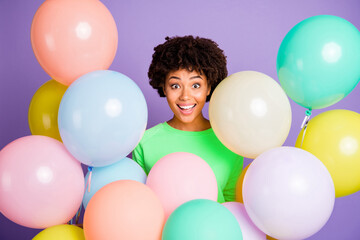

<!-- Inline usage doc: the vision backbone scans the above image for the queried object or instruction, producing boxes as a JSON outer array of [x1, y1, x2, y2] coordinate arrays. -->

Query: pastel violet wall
[[1, 0, 360, 239]]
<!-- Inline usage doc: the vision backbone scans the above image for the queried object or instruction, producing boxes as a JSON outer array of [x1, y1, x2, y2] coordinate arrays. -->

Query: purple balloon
[[243, 147, 335, 240]]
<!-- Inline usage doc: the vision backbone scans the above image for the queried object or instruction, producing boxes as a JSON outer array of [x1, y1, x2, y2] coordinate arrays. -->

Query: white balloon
[[209, 71, 292, 159]]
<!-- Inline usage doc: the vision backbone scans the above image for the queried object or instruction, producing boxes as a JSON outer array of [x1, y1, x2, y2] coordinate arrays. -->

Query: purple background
[[1, 0, 360, 239]]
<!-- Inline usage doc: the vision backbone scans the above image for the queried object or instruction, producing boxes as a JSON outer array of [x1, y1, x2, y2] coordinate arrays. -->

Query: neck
[[167, 115, 211, 131]]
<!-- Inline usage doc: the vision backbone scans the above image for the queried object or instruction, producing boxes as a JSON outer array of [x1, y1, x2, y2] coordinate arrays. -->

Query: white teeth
[[178, 104, 195, 110]]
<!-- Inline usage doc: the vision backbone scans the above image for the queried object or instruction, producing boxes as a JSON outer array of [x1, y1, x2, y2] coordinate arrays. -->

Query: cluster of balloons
[[1, 4, 360, 240], [1, 0, 145, 238], [278, 15, 360, 200], [2, 0, 245, 239], [209, 15, 360, 240], [83, 152, 234, 240]]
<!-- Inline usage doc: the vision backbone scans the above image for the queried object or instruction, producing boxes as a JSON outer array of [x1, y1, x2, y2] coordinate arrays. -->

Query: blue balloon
[[82, 157, 147, 209], [58, 70, 148, 167]]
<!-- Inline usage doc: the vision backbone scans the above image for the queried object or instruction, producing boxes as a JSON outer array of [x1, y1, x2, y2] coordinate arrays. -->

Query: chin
[[178, 115, 199, 124]]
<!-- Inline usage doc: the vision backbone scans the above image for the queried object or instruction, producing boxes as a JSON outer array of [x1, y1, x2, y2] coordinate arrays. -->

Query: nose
[[180, 86, 191, 101]]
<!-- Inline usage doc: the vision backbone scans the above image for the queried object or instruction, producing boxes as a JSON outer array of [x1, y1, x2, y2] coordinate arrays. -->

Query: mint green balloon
[[277, 15, 360, 109], [162, 199, 243, 240]]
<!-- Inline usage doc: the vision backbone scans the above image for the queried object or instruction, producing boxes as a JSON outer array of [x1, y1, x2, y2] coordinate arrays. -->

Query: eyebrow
[[168, 75, 203, 80]]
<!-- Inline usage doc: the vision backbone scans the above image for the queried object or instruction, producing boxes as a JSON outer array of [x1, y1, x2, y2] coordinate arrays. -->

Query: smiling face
[[163, 68, 211, 131]]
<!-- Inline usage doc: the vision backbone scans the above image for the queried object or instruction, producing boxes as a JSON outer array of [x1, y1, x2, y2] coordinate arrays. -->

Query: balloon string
[[300, 109, 312, 148], [75, 203, 82, 225], [87, 166, 93, 193], [68, 203, 82, 225], [71, 166, 92, 226]]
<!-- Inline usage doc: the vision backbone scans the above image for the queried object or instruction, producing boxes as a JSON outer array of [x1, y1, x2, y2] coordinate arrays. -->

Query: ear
[[162, 85, 166, 96], [207, 86, 211, 96]]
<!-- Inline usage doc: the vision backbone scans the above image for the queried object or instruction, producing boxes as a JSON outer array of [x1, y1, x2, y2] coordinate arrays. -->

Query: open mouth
[[177, 104, 196, 110]]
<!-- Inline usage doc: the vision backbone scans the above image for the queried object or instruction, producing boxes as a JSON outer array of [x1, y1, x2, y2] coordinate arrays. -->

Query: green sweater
[[132, 122, 243, 202]]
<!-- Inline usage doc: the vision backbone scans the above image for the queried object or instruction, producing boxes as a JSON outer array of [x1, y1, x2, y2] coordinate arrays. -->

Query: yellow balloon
[[296, 109, 360, 198], [33, 224, 85, 240], [266, 235, 278, 240], [235, 164, 250, 203], [28, 79, 67, 141]]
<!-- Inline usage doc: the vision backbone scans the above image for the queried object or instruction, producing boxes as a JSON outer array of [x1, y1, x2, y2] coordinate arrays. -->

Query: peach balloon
[[146, 152, 218, 219], [83, 180, 165, 240], [235, 164, 251, 203], [31, 0, 118, 86], [0, 135, 84, 229]]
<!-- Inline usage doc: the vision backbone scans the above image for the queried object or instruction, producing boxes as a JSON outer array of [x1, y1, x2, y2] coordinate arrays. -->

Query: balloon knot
[[301, 109, 312, 129]]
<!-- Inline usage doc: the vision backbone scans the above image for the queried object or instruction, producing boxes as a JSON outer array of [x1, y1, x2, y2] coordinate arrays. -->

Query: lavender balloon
[[243, 147, 335, 240]]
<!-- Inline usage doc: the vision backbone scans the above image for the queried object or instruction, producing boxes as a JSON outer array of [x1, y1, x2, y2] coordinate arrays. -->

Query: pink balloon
[[222, 202, 266, 240], [0, 135, 85, 229], [146, 152, 218, 218], [243, 147, 335, 240], [31, 0, 118, 86]]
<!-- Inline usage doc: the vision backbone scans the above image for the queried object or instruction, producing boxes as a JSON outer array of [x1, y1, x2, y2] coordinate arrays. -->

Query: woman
[[133, 35, 243, 202]]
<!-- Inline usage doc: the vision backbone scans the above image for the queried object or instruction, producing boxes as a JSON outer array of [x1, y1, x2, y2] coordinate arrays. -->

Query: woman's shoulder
[[140, 122, 167, 144]]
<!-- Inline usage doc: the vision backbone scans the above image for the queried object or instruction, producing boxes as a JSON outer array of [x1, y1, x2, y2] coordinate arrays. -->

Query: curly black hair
[[148, 35, 228, 102]]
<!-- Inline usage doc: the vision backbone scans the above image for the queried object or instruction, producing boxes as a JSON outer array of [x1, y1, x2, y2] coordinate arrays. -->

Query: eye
[[171, 84, 180, 89], [193, 83, 200, 89]]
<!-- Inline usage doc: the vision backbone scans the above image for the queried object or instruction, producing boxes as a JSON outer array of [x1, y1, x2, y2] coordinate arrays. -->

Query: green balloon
[[277, 15, 360, 109], [162, 199, 243, 240]]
